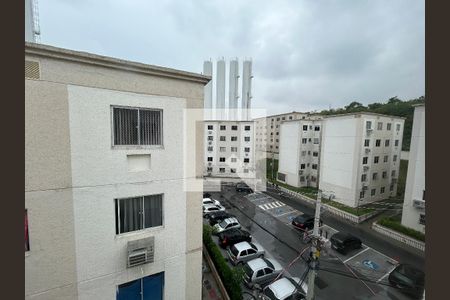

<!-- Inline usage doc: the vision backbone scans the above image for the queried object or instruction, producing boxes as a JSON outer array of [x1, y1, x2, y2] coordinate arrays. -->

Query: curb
[[203, 245, 230, 300]]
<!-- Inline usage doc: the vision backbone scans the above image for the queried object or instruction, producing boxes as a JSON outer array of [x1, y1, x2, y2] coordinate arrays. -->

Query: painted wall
[[278, 122, 300, 186]]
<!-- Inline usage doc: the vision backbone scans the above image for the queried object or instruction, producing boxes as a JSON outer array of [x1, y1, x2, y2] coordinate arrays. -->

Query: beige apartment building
[[25, 42, 208, 300]]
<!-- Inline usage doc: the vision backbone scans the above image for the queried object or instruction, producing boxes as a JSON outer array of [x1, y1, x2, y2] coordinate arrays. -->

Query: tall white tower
[[203, 60, 213, 120], [216, 59, 226, 120], [228, 59, 239, 120], [25, 0, 41, 42], [241, 59, 253, 120]]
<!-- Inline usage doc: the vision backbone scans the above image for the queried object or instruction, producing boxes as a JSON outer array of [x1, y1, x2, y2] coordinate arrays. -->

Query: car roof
[[222, 217, 238, 224], [247, 258, 268, 270], [203, 203, 218, 209], [331, 232, 357, 241], [233, 241, 251, 252], [267, 278, 296, 299], [203, 198, 213, 202]]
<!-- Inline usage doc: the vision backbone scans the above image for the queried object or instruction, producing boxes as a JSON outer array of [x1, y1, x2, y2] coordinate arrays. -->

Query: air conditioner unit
[[208, 131, 213, 134], [413, 199, 425, 209], [127, 237, 154, 268]]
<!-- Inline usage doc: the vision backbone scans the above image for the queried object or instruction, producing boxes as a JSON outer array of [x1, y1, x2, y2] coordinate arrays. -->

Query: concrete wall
[[401, 106, 425, 232], [278, 122, 301, 186]]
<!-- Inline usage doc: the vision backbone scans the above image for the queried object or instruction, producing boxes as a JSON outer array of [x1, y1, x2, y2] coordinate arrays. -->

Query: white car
[[203, 197, 221, 206], [260, 277, 308, 300], [213, 217, 241, 234], [203, 203, 225, 217], [243, 257, 283, 288], [227, 241, 265, 265]]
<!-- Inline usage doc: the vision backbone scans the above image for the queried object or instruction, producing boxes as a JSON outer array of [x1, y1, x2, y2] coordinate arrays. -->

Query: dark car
[[330, 232, 362, 254], [218, 228, 252, 248], [208, 211, 235, 225], [203, 192, 211, 198], [291, 214, 321, 231], [236, 182, 253, 193], [388, 264, 425, 298]]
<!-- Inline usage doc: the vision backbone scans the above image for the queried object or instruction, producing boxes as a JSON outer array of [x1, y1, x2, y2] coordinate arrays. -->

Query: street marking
[[361, 244, 398, 264], [277, 210, 298, 217], [276, 201, 285, 207], [376, 265, 397, 283], [343, 247, 370, 263]]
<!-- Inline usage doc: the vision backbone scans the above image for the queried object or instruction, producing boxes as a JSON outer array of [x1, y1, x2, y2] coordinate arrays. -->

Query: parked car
[[203, 192, 211, 198], [218, 228, 251, 248], [203, 203, 225, 218], [243, 258, 283, 288], [209, 211, 235, 225], [236, 182, 253, 193], [260, 277, 308, 300], [212, 217, 241, 234], [388, 264, 425, 298], [227, 241, 265, 265], [291, 214, 322, 231], [203, 197, 221, 206], [330, 232, 362, 254]]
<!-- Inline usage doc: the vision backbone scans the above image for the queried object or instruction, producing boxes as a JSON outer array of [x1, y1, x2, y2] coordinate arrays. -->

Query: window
[[363, 157, 368, 165], [315, 126, 320, 131], [219, 168, 225, 173], [220, 125, 226, 130], [207, 167, 213, 172], [309, 125, 313, 130], [308, 138, 312, 142], [361, 174, 367, 182], [387, 123, 392, 130], [244, 158, 250, 163], [220, 136, 226, 141], [302, 138, 307, 144], [276, 132, 279, 135], [245, 126, 251, 131], [385, 139, 390, 147], [300, 176, 305, 182], [231, 158, 237, 162], [276, 125, 279, 128], [396, 124, 401, 131], [230, 168, 236, 173], [25, 210, 29, 252], [312, 164, 318, 170], [382, 171, 387, 179], [282, 117, 285, 120], [231, 147, 237, 152], [115, 194, 163, 234], [230, 136, 237, 142], [391, 170, 396, 177], [419, 214, 425, 225], [276, 139, 279, 142], [360, 191, 365, 198], [113, 107, 162, 146], [277, 118, 280, 121], [289, 116, 293, 120], [219, 157, 226, 162], [245, 137, 251, 142], [390, 184, 394, 191], [207, 146, 213, 151], [380, 187, 385, 194], [207, 157, 213, 162], [311, 176, 317, 182], [300, 164, 306, 169], [308, 151, 311, 155], [117, 272, 164, 300], [372, 172, 378, 180], [393, 155, 398, 162], [366, 121, 372, 130], [208, 136, 213, 141], [375, 139, 381, 147], [371, 189, 376, 196], [231, 125, 238, 130], [207, 125, 213, 130], [219, 147, 226, 152], [364, 139, 370, 147], [377, 122, 383, 130], [384, 155, 388, 163], [270, 132, 273, 136], [313, 151, 319, 157], [244, 147, 250, 152], [374, 156, 379, 164], [303, 125, 308, 131], [313, 138, 319, 144], [395, 140, 399, 147], [278, 173, 286, 181]]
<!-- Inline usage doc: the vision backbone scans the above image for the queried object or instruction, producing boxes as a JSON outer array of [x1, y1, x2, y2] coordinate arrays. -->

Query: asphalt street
[[208, 183, 425, 300]]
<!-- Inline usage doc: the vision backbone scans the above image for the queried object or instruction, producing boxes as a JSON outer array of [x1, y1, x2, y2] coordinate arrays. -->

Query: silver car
[[243, 257, 283, 288], [203, 203, 225, 218], [260, 277, 308, 300], [212, 217, 241, 234], [227, 241, 265, 265]]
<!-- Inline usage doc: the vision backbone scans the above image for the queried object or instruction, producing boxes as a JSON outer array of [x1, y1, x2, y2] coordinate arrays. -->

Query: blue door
[[117, 278, 141, 300], [117, 272, 164, 300]]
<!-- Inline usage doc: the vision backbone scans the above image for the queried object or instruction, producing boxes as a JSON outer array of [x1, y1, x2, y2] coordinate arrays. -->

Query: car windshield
[[243, 264, 254, 278], [230, 245, 239, 256], [263, 287, 278, 300], [250, 243, 257, 250], [295, 215, 309, 223], [397, 265, 424, 283], [219, 220, 228, 228], [264, 259, 274, 269]]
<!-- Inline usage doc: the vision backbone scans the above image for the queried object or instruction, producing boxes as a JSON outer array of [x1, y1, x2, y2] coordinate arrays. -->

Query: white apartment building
[[254, 112, 313, 156], [204, 120, 255, 178], [319, 113, 405, 208], [401, 105, 425, 233], [277, 119, 323, 188], [25, 43, 208, 300]]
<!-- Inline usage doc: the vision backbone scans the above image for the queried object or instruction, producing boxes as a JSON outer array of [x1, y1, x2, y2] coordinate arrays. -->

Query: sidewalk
[[202, 254, 224, 300]]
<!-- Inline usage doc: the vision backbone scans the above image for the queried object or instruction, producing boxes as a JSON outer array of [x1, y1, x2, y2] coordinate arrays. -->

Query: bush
[[203, 225, 243, 300], [378, 217, 425, 242]]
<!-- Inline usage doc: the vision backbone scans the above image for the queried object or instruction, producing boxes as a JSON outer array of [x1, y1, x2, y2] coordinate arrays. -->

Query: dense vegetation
[[378, 216, 425, 242], [317, 96, 425, 151]]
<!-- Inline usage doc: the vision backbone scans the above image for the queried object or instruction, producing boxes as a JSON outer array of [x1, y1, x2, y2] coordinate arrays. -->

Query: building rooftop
[[322, 111, 406, 120], [204, 120, 254, 123], [25, 42, 211, 84], [253, 111, 309, 120]]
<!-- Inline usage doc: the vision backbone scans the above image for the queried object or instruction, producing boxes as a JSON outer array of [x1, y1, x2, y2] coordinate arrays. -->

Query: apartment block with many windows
[[277, 119, 323, 188], [319, 113, 405, 208], [401, 104, 425, 233], [25, 43, 208, 300], [204, 120, 255, 178]]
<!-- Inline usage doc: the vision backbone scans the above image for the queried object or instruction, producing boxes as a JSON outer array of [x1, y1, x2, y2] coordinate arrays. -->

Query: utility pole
[[306, 189, 322, 300]]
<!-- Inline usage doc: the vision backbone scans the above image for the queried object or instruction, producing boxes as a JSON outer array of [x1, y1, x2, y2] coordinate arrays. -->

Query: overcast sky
[[38, 0, 424, 116]]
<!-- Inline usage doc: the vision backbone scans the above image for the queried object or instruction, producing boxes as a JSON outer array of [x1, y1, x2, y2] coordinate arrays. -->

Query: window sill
[[112, 145, 164, 151], [115, 226, 164, 240]]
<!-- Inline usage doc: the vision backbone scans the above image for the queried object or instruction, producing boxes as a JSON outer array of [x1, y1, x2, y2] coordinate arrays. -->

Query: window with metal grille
[[363, 157, 368, 165], [207, 157, 213, 162], [314, 126, 320, 131], [385, 139, 390, 147], [313, 138, 319, 144], [208, 136, 213, 141], [361, 174, 367, 182], [231, 125, 238, 130], [374, 156, 379, 164], [113, 107, 162, 146], [231, 147, 237, 152], [219, 147, 226, 152], [244, 158, 250, 163], [207, 146, 213, 151], [371, 189, 376, 196], [245, 125, 251, 131], [115, 194, 163, 234], [387, 123, 392, 130], [395, 139, 399, 146], [300, 164, 305, 169], [303, 125, 308, 131], [380, 187, 385, 194], [396, 124, 401, 131], [219, 157, 226, 162], [313, 152, 319, 157], [312, 164, 318, 170], [375, 139, 381, 147], [25, 210, 30, 252], [384, 155, 389, 163], [231, 136, 238, 141], [419, 214, 425, 225], [245, 137, 251, 142], [219, 168, 226, 173], [220, 125, 226, 130], [377, 122, 383, 130], [364, 139, 370, 147], [207, 125, 213, 130], [220, 136, 226, 141], [244, 147, 250, 152]]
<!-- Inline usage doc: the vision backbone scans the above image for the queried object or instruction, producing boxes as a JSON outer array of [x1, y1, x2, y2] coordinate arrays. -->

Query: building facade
[[401, 105, 425, 233], [277, 119, 323, 188], [319, 113, 405, 208], [204, 120, 255, 178], [254, 112, 309, 156], [25, 43, 208, 300]]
